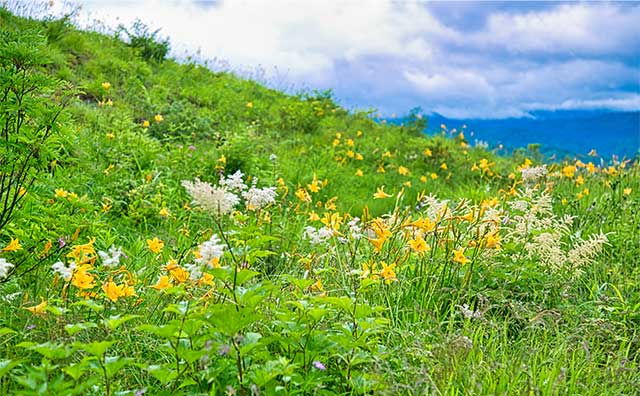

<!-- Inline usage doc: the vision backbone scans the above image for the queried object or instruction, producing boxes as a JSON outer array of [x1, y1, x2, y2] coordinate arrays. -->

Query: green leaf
[[79, 341, 114, 357], [235, 269, 260, 286], [103, 314, 141, 331], [0, 327, 17, 337], [104, 356, 132, 378], [71, 300, 105, 312], [64, 322, 98, 336], [0, 359, 21, 378], [137, 323, 180, 339], [146, 364, 177, 385]]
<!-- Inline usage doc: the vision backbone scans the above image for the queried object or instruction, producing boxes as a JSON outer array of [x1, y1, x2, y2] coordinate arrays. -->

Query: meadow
[[0, 7, 638, 395]]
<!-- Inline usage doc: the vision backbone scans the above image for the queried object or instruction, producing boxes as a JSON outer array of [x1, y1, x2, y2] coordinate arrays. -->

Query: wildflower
[[147, 238, 164, 254], [588, 149, 598, 157], [149, 275, 172, 290], [623, 188, 632, 196], [154, 114, 163, 123], [307, 178, 321, 193], [458, 304, 482, 319], [321, 212, 343, 234], [98, 245, 124, 267], [408, 236, 429, 254], [313, 361, 326, 370], [103, 164, 114, 176], [67, 239, 96, 264], [0, 258, 14, 278], [220, 170, 247, 192], [460, 211, 474, 222], [3, 238, 21, 252], [246, 102, 253, 108], [324, 197, 337, 211], [182, 179, 240, 215], [355, 153, 364, 160], [440, 163, 448, 170], [105, 132, 115, 139], [25, 298, 47, 315], [295, 188, 312, 203], [308, 211, 320, 221], [101, 82, 111, 90], [424, 148, 432, 157], [373, 186, 392, 199], [380, 261, 397, 284], [484, 230, 501, 249], [410, 217, 435, 232], [420, 175, 427, 183], [243, 186, 277, 210], [345, 138, 354, 147], [332, 138, 340, 147], [102, 279, 121, 302], [71, 264, 96, 289], [575, 176, 584, 186], [361, 261, 379, 280], [159, 207, 170, 218], [356, 130, 363, 137], [561, 165, 576, 178], [398, 166, 410, 176], [165, 262, 189, 283], [195, 234, 225, 266], [303, 226, 333, 245], [355, 169, 363, 177], [586, 162, 596, 174], [453, 249, 470, 265], [51, 261, 76, 280], [347, 217, 363, 240], [142, 120, 150, 128], [55, 188, 68, 198], [521, 165, 547, 183], [430, 173, 438, 180], [369, 236, 386, 252], [377, 164, 385, 173]]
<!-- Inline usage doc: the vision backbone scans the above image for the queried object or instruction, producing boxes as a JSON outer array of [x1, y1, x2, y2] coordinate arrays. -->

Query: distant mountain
[[385, 110, 640, 159]]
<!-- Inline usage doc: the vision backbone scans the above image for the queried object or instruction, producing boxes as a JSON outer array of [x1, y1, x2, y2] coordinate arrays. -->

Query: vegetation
[[0, 7, 638, 395]]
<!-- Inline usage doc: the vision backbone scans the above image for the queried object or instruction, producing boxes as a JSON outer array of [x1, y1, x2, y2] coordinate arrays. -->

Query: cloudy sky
[[44, 1, 640, 118]]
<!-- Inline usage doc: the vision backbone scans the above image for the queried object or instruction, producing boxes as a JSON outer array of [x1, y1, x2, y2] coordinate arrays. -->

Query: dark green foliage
[[117, 19, 170, 63]]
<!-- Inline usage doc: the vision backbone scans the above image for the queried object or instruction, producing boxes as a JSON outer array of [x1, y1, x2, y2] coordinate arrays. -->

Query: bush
[[116, 19, 170, 63]]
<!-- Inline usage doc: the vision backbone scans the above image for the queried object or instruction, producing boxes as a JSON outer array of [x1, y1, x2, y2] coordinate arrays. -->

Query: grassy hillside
[[0, 8, 638, 395]]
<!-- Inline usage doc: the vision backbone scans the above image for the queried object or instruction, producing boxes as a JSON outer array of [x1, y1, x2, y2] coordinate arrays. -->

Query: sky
[[30, 1, 640, 118]]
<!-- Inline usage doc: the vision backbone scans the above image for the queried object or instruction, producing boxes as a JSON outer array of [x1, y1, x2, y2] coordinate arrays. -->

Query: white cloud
[[20, 0, 640, 118], [474, 3, 640, 56]]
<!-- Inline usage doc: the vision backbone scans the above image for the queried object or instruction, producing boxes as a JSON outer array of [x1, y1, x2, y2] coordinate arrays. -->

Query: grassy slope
[[1, 9, 639, 395]]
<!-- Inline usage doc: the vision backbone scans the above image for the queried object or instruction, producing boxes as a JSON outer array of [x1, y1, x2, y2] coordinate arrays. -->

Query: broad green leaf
[[103, 314, 141, 331], [64, 322, 98, 336]]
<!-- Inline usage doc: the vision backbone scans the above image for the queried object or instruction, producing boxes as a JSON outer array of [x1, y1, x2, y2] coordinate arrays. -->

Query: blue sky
[[40, 1, 640, 118]]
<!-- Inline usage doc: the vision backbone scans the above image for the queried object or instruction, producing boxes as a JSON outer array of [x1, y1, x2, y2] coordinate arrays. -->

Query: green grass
[[0, 7, 638, 395]]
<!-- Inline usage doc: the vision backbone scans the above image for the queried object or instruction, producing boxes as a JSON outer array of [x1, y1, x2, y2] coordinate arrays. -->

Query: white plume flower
[[0, 258, 14, 278], [182, 178, 240, 215]]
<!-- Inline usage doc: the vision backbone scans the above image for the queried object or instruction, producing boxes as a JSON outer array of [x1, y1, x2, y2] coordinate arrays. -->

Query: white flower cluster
[[303, 226, 334, 245], [183, 171, 277, 215], [0, 258, 14, 278], [520, 165, 548, 184], [220, 170, 247, 192], [51, 261, 77, 280], [98, 245, 124, 267], [418, 194, 450, 221], [195, 234, 225, 266], [182, 178, 241, 215], [347, 217, 363, 240], [243, 186, 277, 211]]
